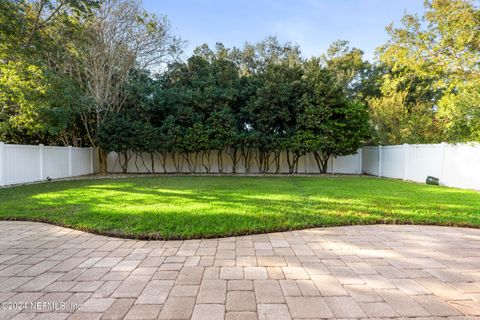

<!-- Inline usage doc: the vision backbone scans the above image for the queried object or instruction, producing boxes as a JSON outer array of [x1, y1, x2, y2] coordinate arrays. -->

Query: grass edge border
[[1, 217, 478, 241]]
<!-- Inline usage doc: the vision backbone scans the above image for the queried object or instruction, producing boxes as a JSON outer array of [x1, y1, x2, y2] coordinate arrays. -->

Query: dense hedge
[[98, 53, 371, 174]]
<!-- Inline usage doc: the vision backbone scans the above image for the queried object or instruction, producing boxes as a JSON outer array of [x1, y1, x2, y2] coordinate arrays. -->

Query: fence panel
[[332, 152, 362, 174], [361, 143, 479, 190], [72, 148, 93, 176], [405, 144, 443, 183], [4, 144, 40, 185], [381, 146, 405, 179], [2, 141, 478, 190], [44, 146, 69, 179], [362, 147, 379, 176], [0, 143, 97, 187], [443, 144, 480, 190]]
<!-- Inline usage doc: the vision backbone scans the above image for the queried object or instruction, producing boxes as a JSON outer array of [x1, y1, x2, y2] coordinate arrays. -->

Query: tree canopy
[[374, 0, 480, 143]]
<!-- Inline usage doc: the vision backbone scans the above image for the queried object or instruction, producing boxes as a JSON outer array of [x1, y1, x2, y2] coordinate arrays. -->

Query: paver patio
[[0, 221, 479, 319]]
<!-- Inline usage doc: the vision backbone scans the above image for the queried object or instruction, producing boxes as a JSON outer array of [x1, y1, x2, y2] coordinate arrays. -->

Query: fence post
[[440, 142, 447, 184], [403, 143, 409, 181], [378, 145, 382, 177], [0, 142, 5, 186], [331, 157, 335, 175], [39, 144, 45, 180], [68, 146, 73, 177], [90, 147, 94, 174]]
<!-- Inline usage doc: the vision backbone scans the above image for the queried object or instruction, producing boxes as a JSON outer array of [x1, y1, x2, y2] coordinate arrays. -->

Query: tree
[[19, 0, 99, 49], [282, 131, 315, 174], [246, 62, 305, 173], [438, 79, 480, 142], [153, 46, 245, 173], [159, 116, 183, 172], [368, 74, 443, 144], [322, 40, 371, 100], [207, 107, 238, 173], [301, 59, 371, 173], [64, 0, 183, 173], [377, 0, 480, 143], [137, 122, 161, 173], [97, 114, 135, 173], [0, 0, 96, 145]]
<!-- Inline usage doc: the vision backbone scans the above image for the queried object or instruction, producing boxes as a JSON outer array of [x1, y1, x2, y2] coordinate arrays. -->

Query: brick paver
[[0, 222, 479, 319]]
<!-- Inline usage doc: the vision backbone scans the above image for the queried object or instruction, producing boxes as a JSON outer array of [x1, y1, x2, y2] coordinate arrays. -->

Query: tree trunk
[[227, 148, 239, 173], [286, 151, 294, 174], [183, 153, 195, 173], [286, 151, 301, 174], [313, 151, 329, 174], [172, 152, 183, 173], [137, 153, 150, 173], [256, 150, 270, 173], [271, 151, 281, 173], [157, 152, 168, 173], [261, 151, 271, 173], [241, 148, 253, 173], [98, 148, 108, 174], [217, 150, 223, 173], [150, 153, 155, 173], [202, 150, 211, 173], [121, 151, 129, 173]]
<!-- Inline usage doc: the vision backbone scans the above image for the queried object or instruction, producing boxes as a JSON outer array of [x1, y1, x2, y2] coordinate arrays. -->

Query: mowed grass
[[0, 176, 479, 239]]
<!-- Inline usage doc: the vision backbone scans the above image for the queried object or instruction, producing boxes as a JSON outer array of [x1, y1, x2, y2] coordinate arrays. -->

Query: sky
[[143, 0, 426, 61]]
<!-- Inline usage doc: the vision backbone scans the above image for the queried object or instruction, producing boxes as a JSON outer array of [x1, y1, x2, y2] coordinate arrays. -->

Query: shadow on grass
[[0, 176, 479, 239]]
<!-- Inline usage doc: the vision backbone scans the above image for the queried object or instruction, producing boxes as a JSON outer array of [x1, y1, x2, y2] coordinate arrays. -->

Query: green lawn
[[0, 176, 479, 239]]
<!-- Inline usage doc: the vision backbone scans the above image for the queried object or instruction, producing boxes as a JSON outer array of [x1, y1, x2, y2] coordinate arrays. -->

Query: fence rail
[[0, 142, 98, 186]]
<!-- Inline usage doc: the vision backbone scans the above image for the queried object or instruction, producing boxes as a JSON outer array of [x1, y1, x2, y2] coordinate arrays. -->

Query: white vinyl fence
[[2, 141, 479, 191], [362, 143, 480, 190], [106, 150, 363, 175], [0, 142, 98, 186]]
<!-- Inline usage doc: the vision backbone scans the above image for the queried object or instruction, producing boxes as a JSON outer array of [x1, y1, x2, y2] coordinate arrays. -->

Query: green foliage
[[375, 0, 480, 143], [439, 79, 480, 142], [300, 59, 371, 172], [207, 107, 238, 151], [77, 38, 373, 174], [321, 40, 372, 100], [97, 114, 136, 172], [247, 62, 305, 136], [1, 0, 478, 155], [368, 85, 442, 144], [0, 0, 95, 145], [246, 61, 306, 173]]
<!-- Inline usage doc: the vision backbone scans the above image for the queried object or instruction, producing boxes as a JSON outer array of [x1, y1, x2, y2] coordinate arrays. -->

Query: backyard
[[2, 0, 480, 318], [0, 176, 479, 240]]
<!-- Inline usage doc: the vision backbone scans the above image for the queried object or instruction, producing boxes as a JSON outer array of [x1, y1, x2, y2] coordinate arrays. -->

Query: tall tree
[[376, 0, 480, 143], [321, 40, 371, 100], [0, 0, 97, 145], [301, 59, 371, 173], [65, 0, 183, 172], [246, 61, 305, 173]]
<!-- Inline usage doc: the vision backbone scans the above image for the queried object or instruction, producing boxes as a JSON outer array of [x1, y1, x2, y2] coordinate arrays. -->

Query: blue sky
[[143, 0, 425, 61]]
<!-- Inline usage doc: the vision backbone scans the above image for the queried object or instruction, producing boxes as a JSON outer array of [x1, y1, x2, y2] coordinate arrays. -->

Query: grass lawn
[[0, 176, 479, 239]]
